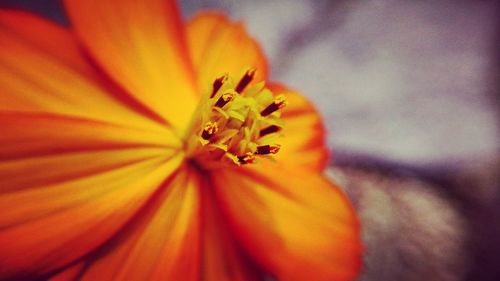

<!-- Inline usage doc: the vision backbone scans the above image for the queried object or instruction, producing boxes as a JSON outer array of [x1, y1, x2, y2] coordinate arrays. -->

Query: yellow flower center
[[185, 68, 287, 169]]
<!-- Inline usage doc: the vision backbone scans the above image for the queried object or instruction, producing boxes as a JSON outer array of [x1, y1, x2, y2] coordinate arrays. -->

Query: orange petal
[[211, 164, 362, 281], [0, 112, 183, 278], [48, 262, 86, 281], [0, 111, 180, 194], [200, 184, 263, 281], [47, 166, 201, 281], [0, 153, 183, 279], [269, 83, 329, 172], [64, 0, 199, 131], [186, 12, 268, 94], [0, 10, 167, 133]]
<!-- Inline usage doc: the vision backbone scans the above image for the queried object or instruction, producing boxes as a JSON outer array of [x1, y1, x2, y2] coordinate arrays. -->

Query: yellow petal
[[0, 10, 167, 133], [211, 164, 362, 281], [186, 12, 268, 95], [64, 0, 199, 131]]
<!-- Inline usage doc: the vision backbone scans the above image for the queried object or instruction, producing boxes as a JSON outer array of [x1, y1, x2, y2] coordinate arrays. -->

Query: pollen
[[237, 152, 256, 165], [214, 91, 235, 108], [186, 68, 286, 168], [201, 121, 218, 140]]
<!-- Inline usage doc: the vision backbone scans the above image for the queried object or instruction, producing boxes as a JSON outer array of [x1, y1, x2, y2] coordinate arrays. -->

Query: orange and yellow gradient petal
[[211, 164, 362, 281], [200, 183, 264, 281], [0, 151, 183, 279], [64, 0, 200, 132], [186, 12, 268, 95], [269, 83, 329, 172], [0, 8, 184, 279], [0, 10, 169, 134], [48, 167, 201, 281]]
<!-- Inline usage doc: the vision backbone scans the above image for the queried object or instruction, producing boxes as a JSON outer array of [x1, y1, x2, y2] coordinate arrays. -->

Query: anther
[[259, 125, 282, 137], [260, 94, 287, 117], [214, 91, 235, 108], [201, 121, 218, 140], [237, 152, 256, 165], [210, 74, 228, 98], [255, 144, 281, 155], [235, 68, 256, 93]]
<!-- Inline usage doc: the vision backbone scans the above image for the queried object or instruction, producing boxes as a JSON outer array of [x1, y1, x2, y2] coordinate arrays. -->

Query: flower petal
[[186, 12, 268, 94], [0, 111, 180, 192], [269, 83, 329, 171], [48, 262, 86, 281], [0, 112, 183, 278], [200, 185, 263, 281], [0, 153, 183, 279], [0, 10, 167, 133], [64, 0, 199, 131], [211, 164, 362, 281], [47, 166, 200, 281]]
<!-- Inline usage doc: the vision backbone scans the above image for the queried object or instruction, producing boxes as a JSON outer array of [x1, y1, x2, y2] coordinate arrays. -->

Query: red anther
[[211, 74, 228, 98], [235, 68, 256, 93]]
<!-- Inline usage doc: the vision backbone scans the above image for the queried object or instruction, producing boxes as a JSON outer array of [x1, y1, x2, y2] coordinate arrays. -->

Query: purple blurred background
[[1, 0, 498, 280]]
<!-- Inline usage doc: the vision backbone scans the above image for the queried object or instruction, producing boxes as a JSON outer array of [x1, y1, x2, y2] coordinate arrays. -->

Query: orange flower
[[0, 1, 361, 280]]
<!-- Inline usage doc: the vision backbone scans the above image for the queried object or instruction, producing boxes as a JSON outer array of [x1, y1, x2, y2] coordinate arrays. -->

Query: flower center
[[185, 68, 287, 169]]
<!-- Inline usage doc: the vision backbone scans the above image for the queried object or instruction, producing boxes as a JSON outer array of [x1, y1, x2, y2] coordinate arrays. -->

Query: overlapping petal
[[46, 166, 200, 281], [211, 164, 362, 281], [48, 262, 86, 281], [186, 12, 268, 95], [269, 83, 329, 172], [0, 99, 182, 280], [64, 0, 199, 131], [0, 10, 167, 133], [0, 152, 183, 279], [200, 185, 263, 281], [0, 9, 186, 279]]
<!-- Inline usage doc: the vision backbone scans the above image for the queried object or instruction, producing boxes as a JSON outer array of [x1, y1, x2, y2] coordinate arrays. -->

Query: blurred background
[[1, 0, 499, 280]]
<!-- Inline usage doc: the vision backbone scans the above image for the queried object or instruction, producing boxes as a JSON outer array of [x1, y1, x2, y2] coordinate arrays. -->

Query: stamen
[[259, 125, 282, 137], [201, 121, 218, 140], [210, 74, 228, 98], [235, 68, 256, 93], [237, 152, 256, 165], [214, 91, 235, 108], [261, 94, 287, 117], [255, 144, 281, 155], [187, 69, 286, 168]]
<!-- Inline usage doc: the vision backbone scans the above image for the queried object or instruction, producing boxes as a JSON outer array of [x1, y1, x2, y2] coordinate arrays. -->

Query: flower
[[0, 0, 361, 280]]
